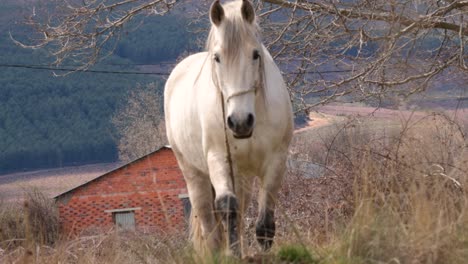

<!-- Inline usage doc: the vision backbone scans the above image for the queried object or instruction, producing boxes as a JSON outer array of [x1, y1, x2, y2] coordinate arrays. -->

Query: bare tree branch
[[259, 0, 468, 111], [263, 0, 468, 36], [112, 83, 167, 162], [14, 0, 468, 111], [13, 0, 177, 69]]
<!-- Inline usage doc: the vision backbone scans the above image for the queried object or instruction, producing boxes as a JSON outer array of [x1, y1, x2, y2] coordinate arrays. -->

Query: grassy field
[[1, 106, 467, 263]]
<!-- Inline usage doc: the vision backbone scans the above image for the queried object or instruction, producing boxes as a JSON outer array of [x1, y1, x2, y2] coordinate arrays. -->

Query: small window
[[181, 198, 192, 221], [113, 211, 135, 230]]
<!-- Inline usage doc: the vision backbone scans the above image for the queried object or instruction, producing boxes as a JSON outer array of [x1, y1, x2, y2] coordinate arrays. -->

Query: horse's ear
[[241, 0, 255, 24], [210, 0, 225, 26]]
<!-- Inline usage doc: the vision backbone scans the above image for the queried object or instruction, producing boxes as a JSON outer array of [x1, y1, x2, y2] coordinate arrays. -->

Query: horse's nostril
[[227, 116, 235, 129], [246, 113, 254, 127]]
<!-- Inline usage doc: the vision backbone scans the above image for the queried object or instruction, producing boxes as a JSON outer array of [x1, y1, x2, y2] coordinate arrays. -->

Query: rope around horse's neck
[[226, 88, 256, 102], [212, 55, 265, 197], [208, 58, 236, 195], [219, 89, 236, 194]]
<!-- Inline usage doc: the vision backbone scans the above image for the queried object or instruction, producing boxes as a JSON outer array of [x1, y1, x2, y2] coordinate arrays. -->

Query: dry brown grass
[[1, 109, 467, 263], [275, 111, 468, 263], [334, 113, 468, 263], [0, 189, 59, 251], [0, 230, 194, 264]]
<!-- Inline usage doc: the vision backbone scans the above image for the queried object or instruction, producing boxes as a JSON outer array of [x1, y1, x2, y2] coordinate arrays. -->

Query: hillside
[[0, 1, 195, 174], [1, 0, 466, 175]]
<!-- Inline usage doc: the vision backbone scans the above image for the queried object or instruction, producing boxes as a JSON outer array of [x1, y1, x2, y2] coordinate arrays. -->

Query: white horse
[[164, 0, 293, 256]]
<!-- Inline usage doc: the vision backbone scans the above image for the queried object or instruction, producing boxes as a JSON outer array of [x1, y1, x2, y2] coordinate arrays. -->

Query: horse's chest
[[230, 138, 267, 173]]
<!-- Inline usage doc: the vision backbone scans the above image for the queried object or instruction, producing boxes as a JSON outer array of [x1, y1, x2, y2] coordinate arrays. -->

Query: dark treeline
[[0, 2, 195, 174], [115, 15, 194, 63]]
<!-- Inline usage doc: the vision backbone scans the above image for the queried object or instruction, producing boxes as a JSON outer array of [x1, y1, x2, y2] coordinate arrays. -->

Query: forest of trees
[[0, 1, 193, 173], [115, 15, 193, 63]]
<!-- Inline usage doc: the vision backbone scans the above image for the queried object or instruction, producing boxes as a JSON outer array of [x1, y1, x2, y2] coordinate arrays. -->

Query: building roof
[[53, 146, 172, 199]]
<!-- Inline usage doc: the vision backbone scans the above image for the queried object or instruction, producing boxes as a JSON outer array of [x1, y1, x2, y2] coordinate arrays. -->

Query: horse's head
[[208, 0, 263, 139]]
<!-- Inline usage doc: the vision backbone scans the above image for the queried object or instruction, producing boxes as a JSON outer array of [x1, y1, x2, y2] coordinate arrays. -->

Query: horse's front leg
[[207, 151, 240, 256], [256, 152, 288, 251], [180, 162, 221, 254]]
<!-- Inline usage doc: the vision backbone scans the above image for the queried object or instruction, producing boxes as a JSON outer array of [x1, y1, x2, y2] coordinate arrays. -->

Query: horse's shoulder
[[172, 52, 208, 74], [165, 52, 208, 96]]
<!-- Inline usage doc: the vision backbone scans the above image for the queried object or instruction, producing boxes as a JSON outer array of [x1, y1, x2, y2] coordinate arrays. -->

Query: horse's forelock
[[206, 1, 260, 66], [206, 1, 268, 108]]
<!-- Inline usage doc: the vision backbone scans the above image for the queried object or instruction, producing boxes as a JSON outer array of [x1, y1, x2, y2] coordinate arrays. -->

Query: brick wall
[[56, 148, 188, 235]]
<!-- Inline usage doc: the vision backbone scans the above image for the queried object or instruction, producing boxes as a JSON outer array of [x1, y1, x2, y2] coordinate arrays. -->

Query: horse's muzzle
[[227, 113, 254, 139], [233, 131, 253, 139]]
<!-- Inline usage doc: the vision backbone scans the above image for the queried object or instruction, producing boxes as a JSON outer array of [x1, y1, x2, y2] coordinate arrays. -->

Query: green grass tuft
[[277, 245, 317, 263]]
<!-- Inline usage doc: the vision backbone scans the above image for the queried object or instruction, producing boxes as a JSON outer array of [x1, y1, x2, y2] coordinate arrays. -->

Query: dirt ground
[[294, 112, 339, 133], [318, 104, 468, 124]]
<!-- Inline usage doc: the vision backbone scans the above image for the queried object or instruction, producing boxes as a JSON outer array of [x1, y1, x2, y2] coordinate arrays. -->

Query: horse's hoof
[[215, 194, 240, 253], [215, 194, 238, 216], [257, 237, 273, 251]]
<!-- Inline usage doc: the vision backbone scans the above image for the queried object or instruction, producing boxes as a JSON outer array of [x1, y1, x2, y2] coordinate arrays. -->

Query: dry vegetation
[[275, 111, 468, 263], [112, 83, 167, 162], [1, 110, 467, 263], [0, 189, 59, 250]]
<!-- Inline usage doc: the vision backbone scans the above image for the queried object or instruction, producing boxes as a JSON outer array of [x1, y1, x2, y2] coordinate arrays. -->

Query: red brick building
[[54, 146, 189, 235]]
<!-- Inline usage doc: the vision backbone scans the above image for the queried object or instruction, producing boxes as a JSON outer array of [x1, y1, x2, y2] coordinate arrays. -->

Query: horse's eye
[[253, 50, 260, 60], [214, 54, 221, 63]]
